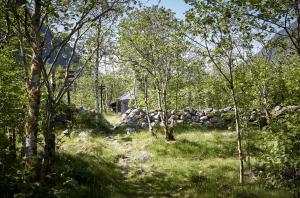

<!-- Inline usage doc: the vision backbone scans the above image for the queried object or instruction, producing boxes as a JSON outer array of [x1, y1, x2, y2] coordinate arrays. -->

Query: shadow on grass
[[41, 153, 190, 198], [39, 152, 126, 198], [73, 112, 113, 134]]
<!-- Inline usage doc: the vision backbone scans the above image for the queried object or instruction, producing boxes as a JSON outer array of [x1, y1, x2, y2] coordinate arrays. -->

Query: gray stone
[[153, 113, 160, 120], [170, 115, 178, 120], [171, 109, 176, 115], [203, 121, 212, 126], [180, 114, 186, 120], [196, 111, 205, 117], [126, 127, 135, 134], [274, 105, 282, 112], [200, 116, 208, 121], [124, 117, 137, 125], [192, 116, 200, 122], [131, 108, 141, 115], [125, 108, 133, 114], [186, 113, 192, 119], [177, 120, 184, 124], [223, 107, 232, 112], [122, 113, 128, 119], [140, 122, 148, 128], [188, 108, 197, 115]]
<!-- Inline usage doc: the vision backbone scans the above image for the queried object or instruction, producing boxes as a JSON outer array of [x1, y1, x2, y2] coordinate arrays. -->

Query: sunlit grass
[[103, 112, 122, 127], [53, 123, 292, 197]]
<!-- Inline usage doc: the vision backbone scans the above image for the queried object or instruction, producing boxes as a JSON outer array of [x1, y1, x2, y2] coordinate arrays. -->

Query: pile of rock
[[118, 105, 300, 129], [119, 107, 236, 129], [271, 105, 300, 117]]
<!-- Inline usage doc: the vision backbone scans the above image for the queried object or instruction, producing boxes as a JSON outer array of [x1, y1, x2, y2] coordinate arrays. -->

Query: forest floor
[[54, 113, 293, 198]]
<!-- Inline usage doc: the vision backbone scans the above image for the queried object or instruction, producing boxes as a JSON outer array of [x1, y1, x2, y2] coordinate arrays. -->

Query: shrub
[[258, 113, 300, 187], [73, 112, 112, 132]]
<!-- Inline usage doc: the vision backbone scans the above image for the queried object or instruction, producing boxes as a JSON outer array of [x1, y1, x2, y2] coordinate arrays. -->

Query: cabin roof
[[118, 89, 136, 100]]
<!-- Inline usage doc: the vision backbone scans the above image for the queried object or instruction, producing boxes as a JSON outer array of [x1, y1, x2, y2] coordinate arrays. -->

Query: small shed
[[110, 89, 136, 114]]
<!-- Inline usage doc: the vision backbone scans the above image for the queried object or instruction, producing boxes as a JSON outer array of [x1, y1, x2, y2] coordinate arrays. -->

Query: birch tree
[[6, 0, 132, 170], [119, 6, 188, 140], [185, 0, 254, 184]]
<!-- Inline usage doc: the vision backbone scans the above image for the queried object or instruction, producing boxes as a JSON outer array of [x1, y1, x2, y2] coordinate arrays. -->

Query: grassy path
[[55, 113, 292, 197]]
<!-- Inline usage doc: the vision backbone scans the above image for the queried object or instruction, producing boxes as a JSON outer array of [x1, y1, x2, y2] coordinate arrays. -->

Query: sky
[[142, 0, 191, 19]]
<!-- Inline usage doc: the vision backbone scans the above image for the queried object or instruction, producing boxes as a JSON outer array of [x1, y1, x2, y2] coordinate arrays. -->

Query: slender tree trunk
[[100, 81, 104, 113], [157, 87, 162, 111], [133, 78, 138, 108], [25, 0, 43, 163], [230, 85, 244, 184], [105, 85, 111, 112], [95, 40, 100, 122], [245, 121, 252, 175], [143, 75, 155, 137], [175, 81, 178, 110], [105, 84, 113, 112], [41, 97, 56, 180], [25, 46, 42, 163], [262, 85, 271, 123], [162, 82, 175, 141]]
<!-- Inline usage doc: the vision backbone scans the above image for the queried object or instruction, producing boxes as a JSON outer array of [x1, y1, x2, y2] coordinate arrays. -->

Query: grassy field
[[51, 114, 293, 198]]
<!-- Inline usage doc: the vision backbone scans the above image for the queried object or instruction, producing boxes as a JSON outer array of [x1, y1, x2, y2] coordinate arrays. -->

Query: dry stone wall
[[118, 105, 300, 129], [119, 107, 235, 129]]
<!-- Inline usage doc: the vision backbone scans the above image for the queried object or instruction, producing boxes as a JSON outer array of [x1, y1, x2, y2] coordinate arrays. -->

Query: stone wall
[[119, 107, 235, 129], [118, 105, 300, 129]]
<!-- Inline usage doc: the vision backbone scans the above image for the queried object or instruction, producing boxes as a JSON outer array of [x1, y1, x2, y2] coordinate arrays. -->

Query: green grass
[[103, 112, 123, 127], [50, 122, 293, 198]]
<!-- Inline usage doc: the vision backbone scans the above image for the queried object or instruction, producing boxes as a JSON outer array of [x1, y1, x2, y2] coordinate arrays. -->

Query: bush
[[258, 113, 300, 187], [73, 112, 112, 132]]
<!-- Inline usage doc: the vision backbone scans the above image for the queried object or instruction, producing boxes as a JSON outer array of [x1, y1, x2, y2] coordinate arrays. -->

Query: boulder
[[196, 111, 205, 117], [271, 105, 300, 117], [170, 115, 179, 120], [180, 114, 186, 120], [177, 120, 184, 124], [200, 116, 208, 121], [185, 113, 192, 119], [125, 108, 133, 114], [203, 120, 213, 126], [140, 122, 148, 128], [131, 108, 141, 115], [153, 113, 160, 121], [223, 107, 232, 112], [192, 116, 200, 122], [124, 117, 137, 125], [188, 108, 197, 115], [122, 113, 128, 120]]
